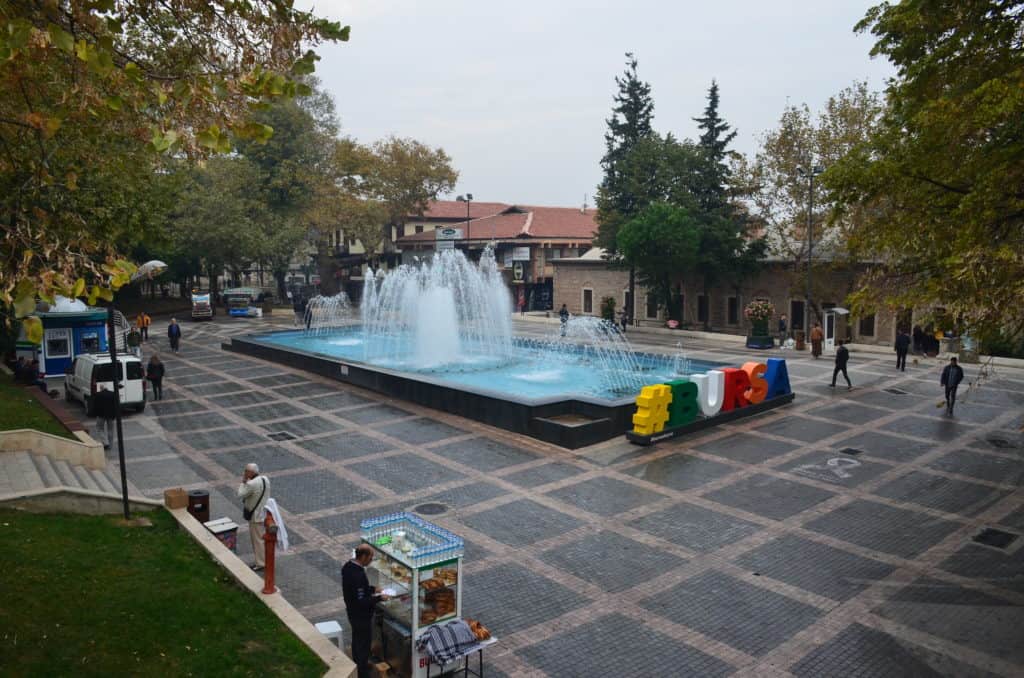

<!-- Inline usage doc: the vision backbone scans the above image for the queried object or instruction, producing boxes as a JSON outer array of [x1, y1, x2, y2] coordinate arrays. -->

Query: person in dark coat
[[940, 356, 965, 416], [778, 314, 788, 340], [342, 544, 390, 678], [92, 384, 118, 449], [301, 297, 311, 330], [830, 340, 852, 389], [167, 318, 182, 353], [912, 325, 924, 354], [559, 304, 569, 336], [146, 354, 165, 401], [894, 329, 911, 371]]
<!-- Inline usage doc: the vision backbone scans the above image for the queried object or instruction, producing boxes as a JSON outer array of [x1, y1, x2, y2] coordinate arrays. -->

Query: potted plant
[[744, 300, 775, 349]]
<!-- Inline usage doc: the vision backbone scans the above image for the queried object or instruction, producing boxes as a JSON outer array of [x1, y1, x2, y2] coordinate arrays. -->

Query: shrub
[[600, 296, 616, 322]]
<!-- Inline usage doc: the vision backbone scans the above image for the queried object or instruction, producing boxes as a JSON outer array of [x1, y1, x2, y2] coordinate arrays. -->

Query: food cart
[[363, 513, 472, 678]]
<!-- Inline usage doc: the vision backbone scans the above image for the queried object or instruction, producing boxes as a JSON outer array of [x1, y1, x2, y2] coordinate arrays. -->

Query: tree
[[740, 82, 883, 324], [617, 203, 701, 313], [363, 136, 458, 260], [595, 53, 658, 327], [595, 53, 656, 254], [170, 157, 264, 293], [689, 81, 765, 329], [0, 2, 347, 340], [693, 80, 738, 213], [827, 0, 1024, 344]]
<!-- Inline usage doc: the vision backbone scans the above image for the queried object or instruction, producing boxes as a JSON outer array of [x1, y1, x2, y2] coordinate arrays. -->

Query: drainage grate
[[839, 447, 864, 456], [267, 431, 297, 441], [883, 388, 908, 395], [413, 502, 448, 516], [986, 437, 1016, 449], [972, 528, 1019, 550]]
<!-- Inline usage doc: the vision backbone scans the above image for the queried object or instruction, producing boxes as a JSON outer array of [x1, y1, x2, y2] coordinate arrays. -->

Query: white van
[[64, 354, 146, 415]]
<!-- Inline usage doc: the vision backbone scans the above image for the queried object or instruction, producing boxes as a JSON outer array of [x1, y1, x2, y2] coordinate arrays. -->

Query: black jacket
[[941, 364, 964, 388], [341, 560, 377, 624], [147, 361, 165, 381], [835, 345, 849, 367], [895, 334, 911, 352], [93, 388, 118, 420]]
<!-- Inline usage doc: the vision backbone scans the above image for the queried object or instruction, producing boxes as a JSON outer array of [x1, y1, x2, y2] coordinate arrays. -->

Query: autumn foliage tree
[[827, 0, 1024, 344], [0, 1, 347, 339]]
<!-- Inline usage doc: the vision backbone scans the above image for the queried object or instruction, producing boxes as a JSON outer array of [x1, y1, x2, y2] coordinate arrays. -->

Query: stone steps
[[0, 451, 140, 499]]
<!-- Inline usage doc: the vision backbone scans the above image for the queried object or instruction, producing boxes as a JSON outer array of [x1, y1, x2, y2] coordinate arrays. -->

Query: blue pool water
[[252, 328, 724, 402]]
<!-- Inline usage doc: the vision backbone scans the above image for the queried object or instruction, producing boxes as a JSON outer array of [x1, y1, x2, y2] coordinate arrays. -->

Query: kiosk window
[[45, 329, 71, 358], [80, 332, 100, 353]]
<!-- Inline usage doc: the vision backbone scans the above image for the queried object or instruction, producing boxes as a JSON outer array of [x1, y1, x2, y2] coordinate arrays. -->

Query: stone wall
[[551, 260, 906, 346]]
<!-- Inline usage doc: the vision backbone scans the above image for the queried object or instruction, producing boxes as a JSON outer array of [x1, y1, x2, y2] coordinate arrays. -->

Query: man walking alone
[[92, 384, 118, 449], [167, 318, 182, 353], [830, 340, 852, 390], [940, 356, 965, 416], [237, 463, 270, 571], [895, 329, 911, 371]]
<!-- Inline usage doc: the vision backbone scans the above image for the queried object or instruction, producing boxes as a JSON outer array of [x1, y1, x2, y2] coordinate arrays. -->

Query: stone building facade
[[551, 255, 902, 347]]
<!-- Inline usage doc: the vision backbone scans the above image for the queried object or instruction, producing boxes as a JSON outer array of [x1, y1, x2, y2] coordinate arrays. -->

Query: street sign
[[513, 246, 531, 261], [436, 227, 463, 240]]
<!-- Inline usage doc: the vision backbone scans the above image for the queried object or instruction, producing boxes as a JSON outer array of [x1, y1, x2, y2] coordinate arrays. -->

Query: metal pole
[[806, 173, 814, 336], [106, 306, 131, 520]]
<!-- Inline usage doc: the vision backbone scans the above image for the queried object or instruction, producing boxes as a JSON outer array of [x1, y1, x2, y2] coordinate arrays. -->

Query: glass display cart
[[363, 513, 464, 678]]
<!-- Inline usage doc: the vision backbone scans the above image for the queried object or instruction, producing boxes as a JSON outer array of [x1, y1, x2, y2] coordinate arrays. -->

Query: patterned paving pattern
[[85, 315, 1024, 677]]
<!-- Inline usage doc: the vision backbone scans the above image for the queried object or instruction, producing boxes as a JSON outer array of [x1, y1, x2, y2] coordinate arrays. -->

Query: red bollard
[[261, 512, 278, 594]]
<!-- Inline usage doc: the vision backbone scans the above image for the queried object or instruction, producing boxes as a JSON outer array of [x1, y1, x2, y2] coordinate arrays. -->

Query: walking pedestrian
[[146, 354, 165, 401], [237, 463, 270, 570], [167, 318, 182, 353], [810, 322, 824, 359], [127, 325, 142, 357], [301, 297, 311, 330], [342, 544, 391, 678], [92, 384, 118, 449], [912, 324, 924, 354], [894, 329, 911, 371], [778, 313, 788, 340], [136, 311, 151, 341], [830, 339, 852, 389], [559, 303, 569, 337], [293, 295, 304, 327], [618, 307, 628, 333], [940, 356, 964, 416], [517, 292, 526, 317]]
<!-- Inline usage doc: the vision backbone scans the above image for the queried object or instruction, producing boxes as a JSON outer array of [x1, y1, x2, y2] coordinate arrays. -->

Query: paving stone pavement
[[74, 315, 1024, 677]]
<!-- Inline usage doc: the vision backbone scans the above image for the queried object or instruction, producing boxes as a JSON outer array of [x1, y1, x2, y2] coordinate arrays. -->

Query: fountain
[[303, 293, 353, 336], [228, 248, 725, 447]]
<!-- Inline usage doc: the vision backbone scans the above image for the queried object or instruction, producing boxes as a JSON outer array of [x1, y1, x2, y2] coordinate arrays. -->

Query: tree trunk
[[628, 266, 635, 328], [703, 277, 710, 332], [274, 270, 287, 300]]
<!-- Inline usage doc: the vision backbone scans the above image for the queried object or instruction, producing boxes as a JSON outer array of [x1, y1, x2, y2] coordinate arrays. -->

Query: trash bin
[[204, 518, 239, 552], [187, 489, 210, 524]]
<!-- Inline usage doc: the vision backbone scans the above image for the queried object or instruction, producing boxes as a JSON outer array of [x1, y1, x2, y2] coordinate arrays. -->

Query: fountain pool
[[247, 327, 724, 402], [225, 248, 729, 447]]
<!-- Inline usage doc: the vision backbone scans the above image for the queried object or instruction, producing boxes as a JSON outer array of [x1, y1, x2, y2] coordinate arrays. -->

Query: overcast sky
[[307, 0, 894, 207]]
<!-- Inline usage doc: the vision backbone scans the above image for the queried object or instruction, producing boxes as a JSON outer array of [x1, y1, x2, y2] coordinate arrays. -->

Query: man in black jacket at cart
[[342, 544, 391, 678]]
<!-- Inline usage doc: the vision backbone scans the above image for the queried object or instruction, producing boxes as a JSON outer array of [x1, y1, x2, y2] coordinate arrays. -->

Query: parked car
[[64, 354, 146, 415]]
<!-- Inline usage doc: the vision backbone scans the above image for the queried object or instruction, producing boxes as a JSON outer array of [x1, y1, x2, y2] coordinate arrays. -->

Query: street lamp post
[[107, 260, 167, 519], [796, 165, 824, 337], [456, 193, 473, 240]]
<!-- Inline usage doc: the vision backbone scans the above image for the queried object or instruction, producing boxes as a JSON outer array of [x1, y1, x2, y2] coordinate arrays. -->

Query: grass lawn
[[0, 373, 75, 439], [0, 508, 326, 677]]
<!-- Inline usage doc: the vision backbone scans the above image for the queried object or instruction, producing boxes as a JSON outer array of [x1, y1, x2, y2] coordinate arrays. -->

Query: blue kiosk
[[27, 309, 110, 377]]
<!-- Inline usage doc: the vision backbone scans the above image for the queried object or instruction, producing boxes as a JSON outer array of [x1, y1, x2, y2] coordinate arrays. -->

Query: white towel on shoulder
[[260, 498, 290, 552]]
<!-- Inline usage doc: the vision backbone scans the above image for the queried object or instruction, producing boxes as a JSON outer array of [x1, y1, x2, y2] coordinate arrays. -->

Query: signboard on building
[[436, 227, 463, 241], [513, 246, 531, 261], [437, 240, 455, 250], [512, 261, 525, 282]]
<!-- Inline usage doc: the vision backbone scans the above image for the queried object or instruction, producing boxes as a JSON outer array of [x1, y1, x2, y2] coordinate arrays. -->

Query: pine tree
[[693, 80, 737, 212], [595, 53, 655, 254]]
